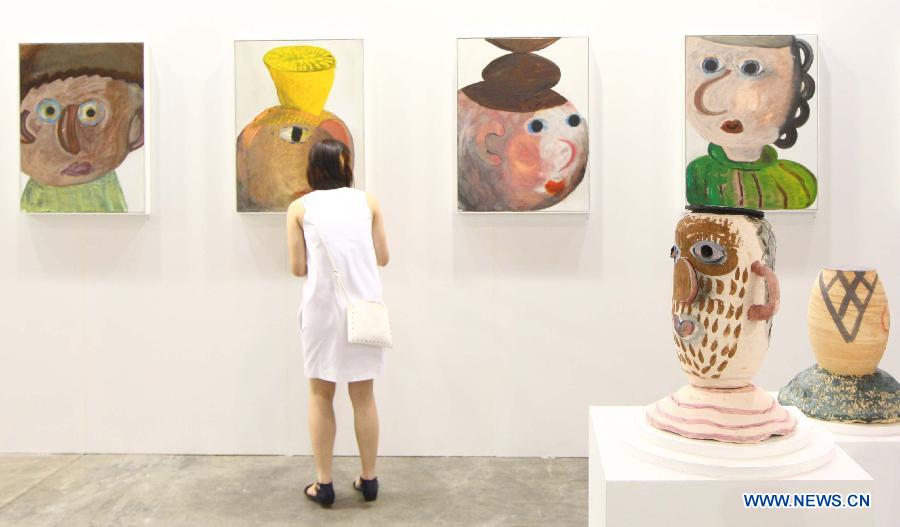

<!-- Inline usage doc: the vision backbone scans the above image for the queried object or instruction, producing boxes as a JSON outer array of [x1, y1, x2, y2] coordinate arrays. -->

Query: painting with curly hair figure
[[685, 35, 818, 210]]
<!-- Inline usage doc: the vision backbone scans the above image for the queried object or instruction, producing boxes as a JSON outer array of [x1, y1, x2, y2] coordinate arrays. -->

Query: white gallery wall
[[1, 0, 899, 457]]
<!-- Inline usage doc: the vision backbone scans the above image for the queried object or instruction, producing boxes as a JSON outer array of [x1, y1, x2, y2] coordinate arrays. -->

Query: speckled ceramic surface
[[778, 365, 900, 423], [648, 209, 796, 443]]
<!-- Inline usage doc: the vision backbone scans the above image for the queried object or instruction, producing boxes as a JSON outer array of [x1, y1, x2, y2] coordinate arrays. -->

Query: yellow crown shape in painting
[[263, 46, 336, 116]]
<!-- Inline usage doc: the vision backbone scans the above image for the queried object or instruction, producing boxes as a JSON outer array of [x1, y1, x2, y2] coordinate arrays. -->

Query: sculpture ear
[[475, 120, 505, 167], [747, 261, 780, 321], [127, 109, 144, 151]]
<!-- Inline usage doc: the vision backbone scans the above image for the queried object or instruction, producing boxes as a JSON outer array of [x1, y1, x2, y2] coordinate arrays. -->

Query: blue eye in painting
[[566, 114, 581, 127], [700, 57, 723, 74], [738, 59, 763, 77], [36, 98, 61, 123], [77, 100, 106, 126], [527, 118, 548, 134]]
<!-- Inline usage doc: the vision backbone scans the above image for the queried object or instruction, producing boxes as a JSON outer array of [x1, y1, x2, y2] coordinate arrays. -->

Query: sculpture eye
[[527, 118, 548, 134], [566, 114, 581, 127], [77, 100, 105, 126], [690, 240, 727, 264], [36, 98, 61, 123], [279, 125, 310, 144], [701, 57, 723, 74], [738, 59, 763, 77], [670, 245, 681, 260]]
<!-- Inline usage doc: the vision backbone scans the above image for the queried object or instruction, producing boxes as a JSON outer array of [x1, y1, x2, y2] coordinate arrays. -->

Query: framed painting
[[684, 34, 818, 211], [234, 39, 365, 213], [19, 42, 148, 214], [457, 37, 589, 213]]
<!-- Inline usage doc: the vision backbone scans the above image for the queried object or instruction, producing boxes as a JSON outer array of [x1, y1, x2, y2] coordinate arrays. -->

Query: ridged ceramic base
[[647, 384, 797, 443], [629, 406, 835, 479], [778, 364, 900, 424]]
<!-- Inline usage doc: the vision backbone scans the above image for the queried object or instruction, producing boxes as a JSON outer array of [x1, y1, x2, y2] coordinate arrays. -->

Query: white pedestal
[[631, 406, 836, 478], [589, 406, 874, 527], [819, 420, 900, 527]]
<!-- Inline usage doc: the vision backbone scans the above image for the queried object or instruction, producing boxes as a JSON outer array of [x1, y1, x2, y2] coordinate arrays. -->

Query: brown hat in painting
[[461, 37, 568, 112], [20, 43, 144, 100]]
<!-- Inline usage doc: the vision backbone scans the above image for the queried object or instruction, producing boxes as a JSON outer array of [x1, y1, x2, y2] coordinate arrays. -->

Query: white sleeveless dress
[[299, 188, 385, 382]]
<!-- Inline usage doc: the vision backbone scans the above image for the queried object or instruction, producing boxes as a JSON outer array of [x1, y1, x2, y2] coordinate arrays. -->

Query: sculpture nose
[[673, 257, 699, 304], [57, 104, 81, 155]]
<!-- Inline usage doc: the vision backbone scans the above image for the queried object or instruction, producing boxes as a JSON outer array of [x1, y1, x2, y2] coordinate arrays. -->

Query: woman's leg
[[308, 378, 337, 492], [348, 379, 379, 481]]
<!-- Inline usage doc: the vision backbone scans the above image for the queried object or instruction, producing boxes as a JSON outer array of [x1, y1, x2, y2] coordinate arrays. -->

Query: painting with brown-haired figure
[[457, 37, 589, 213], [234, 39, 364, 213], [684, 35, 818, 211], [19, 43, 146, 213]]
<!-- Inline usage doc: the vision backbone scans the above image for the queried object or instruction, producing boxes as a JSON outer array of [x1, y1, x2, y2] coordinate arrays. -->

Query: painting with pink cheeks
[[457, 37, 589, 213]]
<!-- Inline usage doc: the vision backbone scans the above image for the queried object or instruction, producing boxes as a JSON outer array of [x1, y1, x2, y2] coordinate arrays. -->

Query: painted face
[[458, 92, 588, 211], [236, 106, 352, 212], [685, 37, 797, 159], [670, 213, 775, 387], [20, 76, 143, 187]]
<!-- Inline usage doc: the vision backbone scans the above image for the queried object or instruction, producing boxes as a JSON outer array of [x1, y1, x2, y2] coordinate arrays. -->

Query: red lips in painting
[[545, 179, 566, 195], [720, 119, 744, 134]]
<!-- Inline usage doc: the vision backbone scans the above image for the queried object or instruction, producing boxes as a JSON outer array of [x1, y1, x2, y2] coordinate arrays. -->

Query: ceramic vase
[[809, 268, 889, 375], [779, 267, 899, 423], [647, 206, 797, 443]]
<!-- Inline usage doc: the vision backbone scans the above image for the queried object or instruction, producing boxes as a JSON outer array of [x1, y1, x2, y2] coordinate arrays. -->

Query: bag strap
[[319, 237, 351, 303]]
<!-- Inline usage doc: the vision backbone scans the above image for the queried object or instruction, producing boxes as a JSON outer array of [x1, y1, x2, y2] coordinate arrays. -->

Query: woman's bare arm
[[286, 200, 308, 277], [367, 193, 390, 267]]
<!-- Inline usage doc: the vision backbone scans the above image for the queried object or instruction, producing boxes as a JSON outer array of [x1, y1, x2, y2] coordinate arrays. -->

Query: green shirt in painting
[[21, 171, 128, 213], [686, 144, 817, 210]]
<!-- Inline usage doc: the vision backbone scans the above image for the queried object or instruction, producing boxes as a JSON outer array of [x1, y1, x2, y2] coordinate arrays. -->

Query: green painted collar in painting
[[707, 143, 779, 170], [21, 170, 128, 213]]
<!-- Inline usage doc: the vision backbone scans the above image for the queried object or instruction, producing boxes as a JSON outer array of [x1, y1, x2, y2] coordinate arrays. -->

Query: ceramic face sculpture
[[779, 268, 899, 423], [237, 46, 353, 212], [647, 207, 797, 443], [685, 36, 817, 210], [19, 44, 144, 213], [458, 38, 588, 212]]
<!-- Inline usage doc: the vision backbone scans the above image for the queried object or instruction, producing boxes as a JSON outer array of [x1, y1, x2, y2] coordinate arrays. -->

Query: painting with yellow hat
[[19, 42, 147, 213], [235, 40, 364, 212]]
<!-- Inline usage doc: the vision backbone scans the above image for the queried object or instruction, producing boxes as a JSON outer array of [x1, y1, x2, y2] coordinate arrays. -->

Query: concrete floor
[[0, 455, 587, 526]]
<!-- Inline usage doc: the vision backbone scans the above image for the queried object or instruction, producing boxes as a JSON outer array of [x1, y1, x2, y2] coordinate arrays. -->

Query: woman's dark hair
[[774, 37, 815, 149], [307, 139, 353, 190]]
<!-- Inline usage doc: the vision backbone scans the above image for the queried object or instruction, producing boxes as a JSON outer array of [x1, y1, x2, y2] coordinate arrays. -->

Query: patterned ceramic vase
[[778, 267, 899, 423], [809, 268, 890, 376], [647, 206, 797, 443]]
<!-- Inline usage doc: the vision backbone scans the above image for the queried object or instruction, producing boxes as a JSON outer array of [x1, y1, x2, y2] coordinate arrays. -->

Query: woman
[[684, 35, 817, 210], [286, 139, 390, 507]]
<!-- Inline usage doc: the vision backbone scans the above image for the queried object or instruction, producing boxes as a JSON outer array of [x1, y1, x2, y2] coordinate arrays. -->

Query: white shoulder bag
[[321, 241, 393, 348]]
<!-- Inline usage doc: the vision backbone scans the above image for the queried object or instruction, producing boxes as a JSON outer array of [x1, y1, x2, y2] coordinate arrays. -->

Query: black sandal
[[353, 476, 378, 501], [304, 482, 335, 507]]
